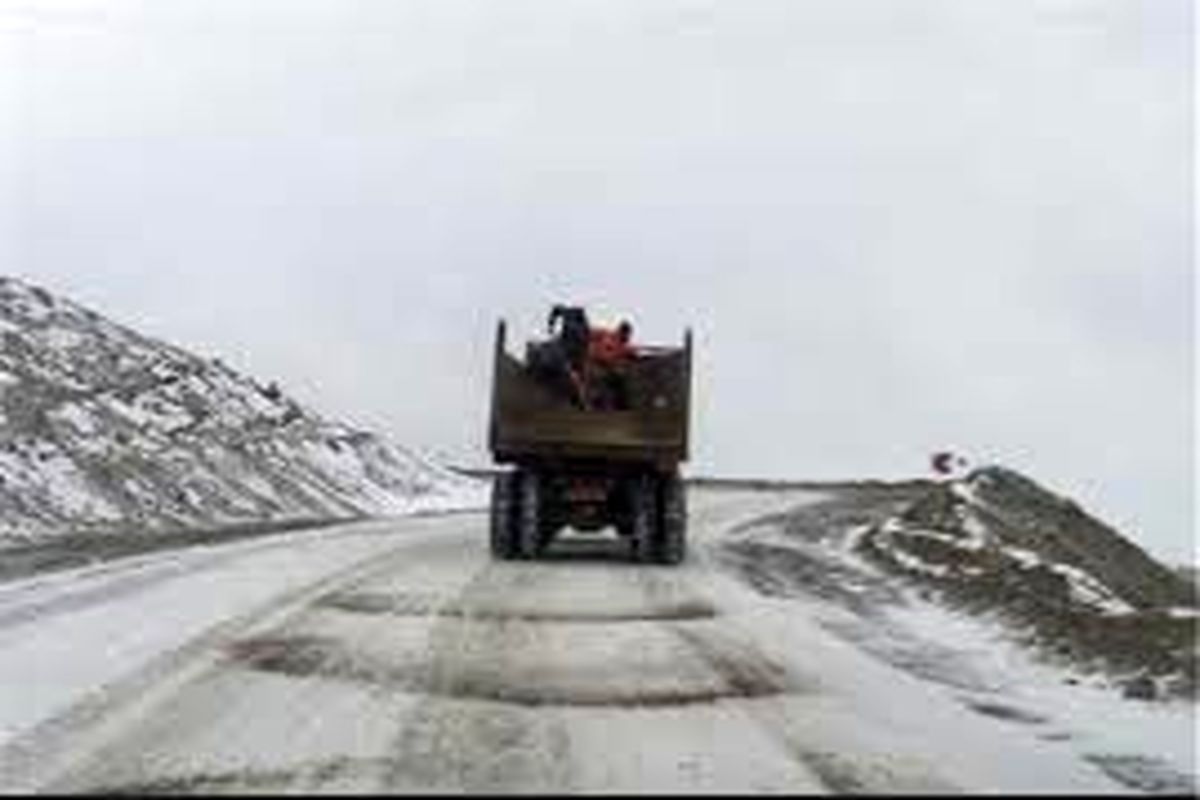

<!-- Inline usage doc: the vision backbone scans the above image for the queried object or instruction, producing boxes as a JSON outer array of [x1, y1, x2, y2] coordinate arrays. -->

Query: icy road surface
[[0, 488, 1193, 793]]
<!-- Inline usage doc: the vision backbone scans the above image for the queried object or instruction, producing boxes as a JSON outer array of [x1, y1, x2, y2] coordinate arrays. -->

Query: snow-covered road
[[0, 488, 1193, 793]]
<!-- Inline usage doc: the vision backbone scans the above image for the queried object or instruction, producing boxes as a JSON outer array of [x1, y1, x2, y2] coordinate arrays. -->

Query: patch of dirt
[[315, 591, 442, 617], [961, 699, 1049, 725], [852, 475, 1199, 700], [776, 485, 928, 545], [783, 748, 958, 795], [224, 632, 787, 708], [715, 493, 1002, 694], [316, 590, 718, 623], [725, 483, 1197, 702], [428, 682, 777, 709], [83, 756, 390, 795], [717, 540, 903, 616], [669, 623, 816, 699], [857, 533, 1200, 698], [224, 636, 357, 681], [815, 615, 1002, 693], [795, 750, 876, 794], [1083, 753, 1199, 795]]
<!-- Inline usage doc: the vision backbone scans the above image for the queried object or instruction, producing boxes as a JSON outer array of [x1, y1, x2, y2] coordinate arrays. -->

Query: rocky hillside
[[716, 470, 1196, 702], [854, 466, 1197, 697], [0, 276, 479, 547]]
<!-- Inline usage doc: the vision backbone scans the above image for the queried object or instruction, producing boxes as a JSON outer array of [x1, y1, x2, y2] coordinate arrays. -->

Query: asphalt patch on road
[[224, 632, 788, 708], [427, 682, 778, 709], [315, 590, 718, 623]]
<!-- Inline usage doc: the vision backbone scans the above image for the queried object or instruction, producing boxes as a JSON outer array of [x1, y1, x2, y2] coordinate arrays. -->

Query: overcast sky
[[2, 0, 1194, 563]]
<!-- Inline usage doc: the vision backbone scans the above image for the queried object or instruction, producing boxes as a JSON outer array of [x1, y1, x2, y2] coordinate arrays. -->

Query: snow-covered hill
[[0, 276, 481, 548]]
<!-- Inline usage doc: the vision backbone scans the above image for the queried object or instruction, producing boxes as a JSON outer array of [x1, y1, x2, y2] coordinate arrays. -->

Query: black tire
[[490, 471, 519, 560], [517, 470, 544, 559], [629, 474, 658, 564], [658, 473, 687, 565]]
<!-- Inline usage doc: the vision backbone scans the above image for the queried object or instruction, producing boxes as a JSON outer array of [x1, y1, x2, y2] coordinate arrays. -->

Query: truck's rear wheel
[[517, 470, 545, 559], [490, 471, 519, 560], [629, 474, 658, 564], [658, 473, 686, 565]]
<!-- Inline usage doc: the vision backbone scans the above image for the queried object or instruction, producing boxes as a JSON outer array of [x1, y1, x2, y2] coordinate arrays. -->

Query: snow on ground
[[877, 565, 1193, 788], [871, 496, 1147, 616], [718, 487, 1197, 794], [0, 492, 482, 754], [883, 594, 1197, 790], [0, 487, 1192, 794]]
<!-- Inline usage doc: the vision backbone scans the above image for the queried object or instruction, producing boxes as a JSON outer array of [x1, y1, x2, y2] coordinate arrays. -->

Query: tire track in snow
[[0, 533, 434, 793], [13, 488, 1127, 794]]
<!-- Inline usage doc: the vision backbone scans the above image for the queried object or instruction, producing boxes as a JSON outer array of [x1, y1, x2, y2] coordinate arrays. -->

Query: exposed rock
[[1121, 674, 1158, 701], [854, 466, 1197, 699]]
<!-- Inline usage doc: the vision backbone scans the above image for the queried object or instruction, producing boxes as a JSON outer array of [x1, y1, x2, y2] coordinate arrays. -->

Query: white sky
[[1, 0, 1194, 563]]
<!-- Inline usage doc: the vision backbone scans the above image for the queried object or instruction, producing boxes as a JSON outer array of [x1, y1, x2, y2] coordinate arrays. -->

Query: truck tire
[[658, 473, 686, 565], [517, 469, 544, 560], [629, 474, 658, 564], [490, 471, 519, 560]]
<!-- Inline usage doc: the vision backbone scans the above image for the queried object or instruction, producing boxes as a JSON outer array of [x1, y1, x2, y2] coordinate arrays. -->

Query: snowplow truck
[[487, 319, 692, 564]]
